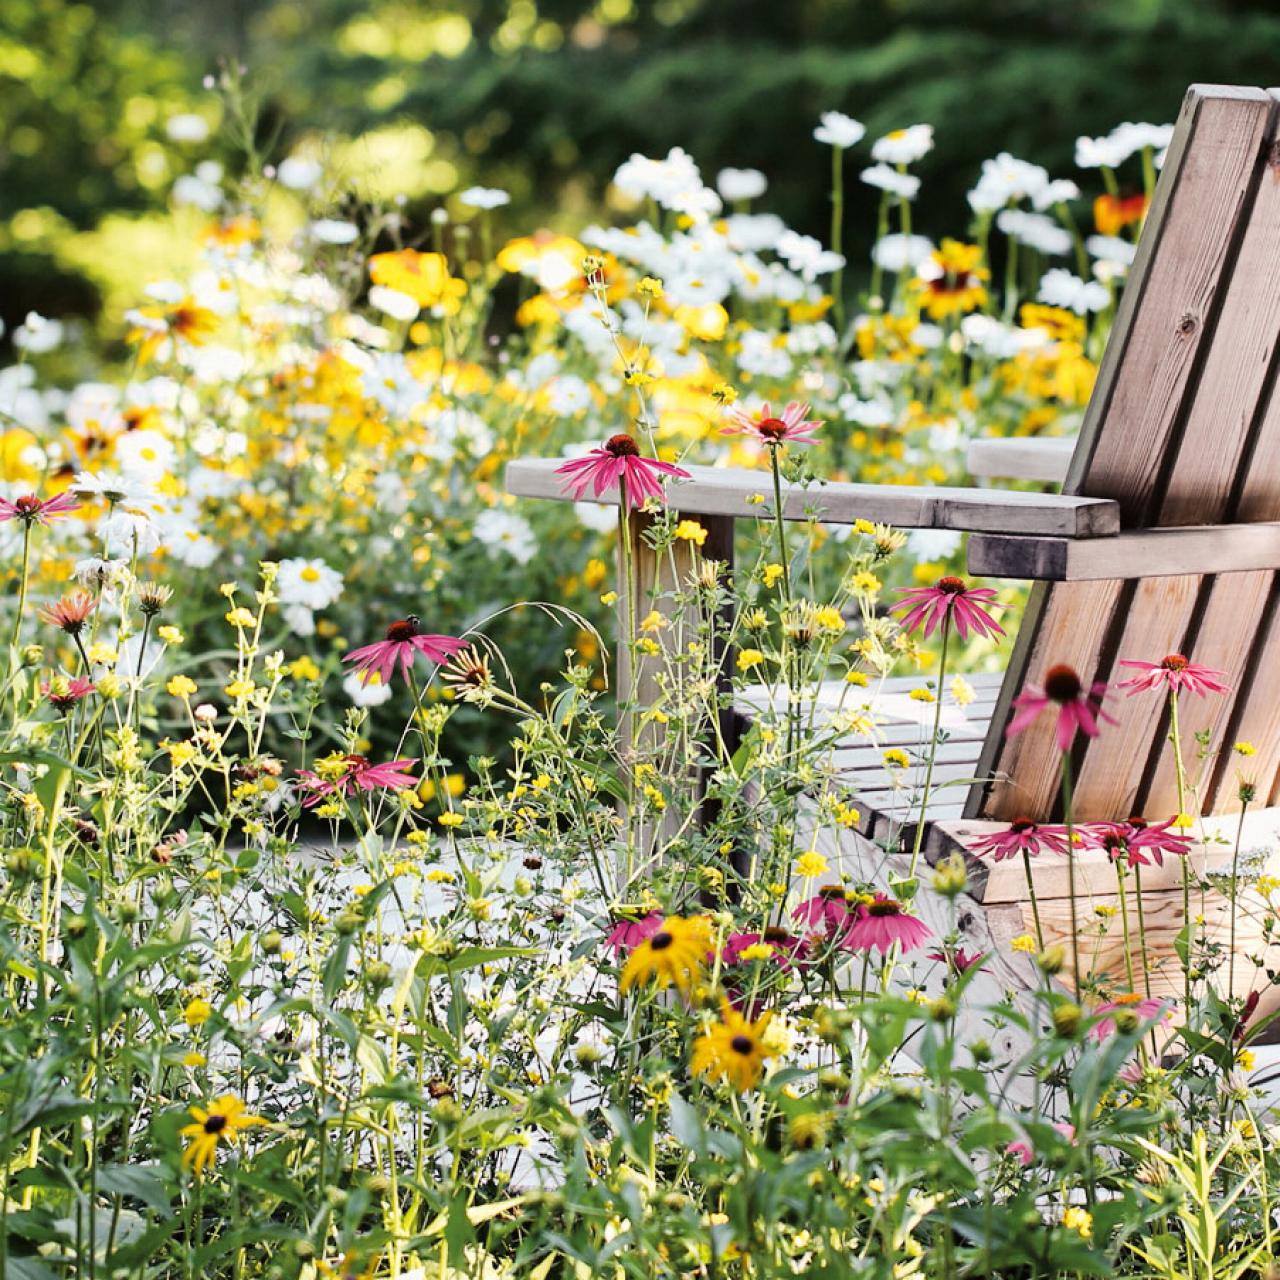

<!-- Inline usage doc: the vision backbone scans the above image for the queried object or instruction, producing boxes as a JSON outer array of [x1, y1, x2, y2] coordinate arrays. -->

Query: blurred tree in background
[[6, 0, 1280, 345]]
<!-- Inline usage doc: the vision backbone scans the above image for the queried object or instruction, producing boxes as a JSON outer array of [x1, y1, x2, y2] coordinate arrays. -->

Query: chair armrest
[[505, 457, 1120, 539], [968, 522, 1280, 579], [966, 436, 1076, 483]]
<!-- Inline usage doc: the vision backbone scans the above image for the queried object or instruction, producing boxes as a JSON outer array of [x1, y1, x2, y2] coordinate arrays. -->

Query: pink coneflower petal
[[604, 912, 663, 957], [553, 434, 690, 510], [893, 577, 1004, 643], [1118, 655, 1231, 698], [1006, 664, 1116, 751], [969, 818, 1070, 862], [841, 896, 931, 954], [0, 492, 82, 525], [341, 616, 466, 687]]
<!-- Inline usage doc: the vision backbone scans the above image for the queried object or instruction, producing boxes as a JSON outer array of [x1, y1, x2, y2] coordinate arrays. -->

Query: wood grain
[[968, 522, 1280, 581], [505, 458, 1121, 537], [967, 436, 1075, 483]]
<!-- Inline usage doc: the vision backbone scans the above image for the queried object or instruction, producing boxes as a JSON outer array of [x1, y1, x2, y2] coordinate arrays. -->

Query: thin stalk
[[908, 615, 951, 882], [1061, 751, 1082, 998], [1022, 847, 1044, 950], [1169, 689, 1193, 1014], [1228, 796, 1248, 999]]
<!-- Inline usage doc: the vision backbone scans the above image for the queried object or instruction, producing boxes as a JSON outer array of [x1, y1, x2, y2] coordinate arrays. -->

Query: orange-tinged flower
[[691, 1000, 775, 1091], [915, 239, 989, 320], [620, 915, 712, 997], [1093, 192, 1148, 237], [128, 297, 219, 365], [179, 1095, 265, 1176], [369, 249, 466, 314]]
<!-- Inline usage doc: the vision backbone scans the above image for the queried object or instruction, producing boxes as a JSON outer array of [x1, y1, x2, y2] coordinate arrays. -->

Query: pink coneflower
[[42, 675, 95, 712], [0, 492, 81, 525], [893, 576, 1004, 642], [969, 817, 1070, 862], [1080, 816, 1192, 868], [342, 615, 467, 687], [604, 911, 663, 957], [1118, 653, 1230, 698], [927, 946, 982, 973], [842, 896, 932, 954], [721, 400, 823, 447], [554, 434, 691, 509], [1089, 994, 1168, 1041], [297, 755, 419, 806], [721, 927, 811, 972], [1007, 1122, 1075, 1166], [1234, 989, 1261, 1042], [1007, 663, 1116, 752], [792, 884, 857, 940], [38, 590, 96, 637]]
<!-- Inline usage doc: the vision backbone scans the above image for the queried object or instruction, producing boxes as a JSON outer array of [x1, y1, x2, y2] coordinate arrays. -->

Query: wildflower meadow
[[2, 64, 1279, 1280]]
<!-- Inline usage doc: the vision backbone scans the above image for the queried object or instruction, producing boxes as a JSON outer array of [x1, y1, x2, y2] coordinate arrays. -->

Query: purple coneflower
[[1118, 653, 1231, 698], [1007, 663, 1116, 752], [554, 434, 690, 509], [298, 755, 419, 806], [841, 896, 932, 954], [893, 576, 1004, 642], [721, 400, 823, 447], [342, 615, 467, 687], [0, 492, 81, 525], [603, 912, 663, 957], [968, 817, 1070, 862]]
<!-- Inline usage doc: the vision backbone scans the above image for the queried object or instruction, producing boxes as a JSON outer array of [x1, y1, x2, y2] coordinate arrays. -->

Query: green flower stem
[[1023, 847, 1045, 951], [1169, 688, 1193, 1015], [1061, 750, 1081, 999], [11, 520, 31, 657], [830, 144, 846, 337], [907, 613, 950, 885]]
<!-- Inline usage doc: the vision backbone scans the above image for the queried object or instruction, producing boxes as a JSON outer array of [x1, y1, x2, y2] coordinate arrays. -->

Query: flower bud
[[260, 929, 283, 955], [1037, 945, 1065, 976], [1052, 1001, 1083, 1038], [932, 852, 968, 897], [1113, 1008, 1140, 1035]]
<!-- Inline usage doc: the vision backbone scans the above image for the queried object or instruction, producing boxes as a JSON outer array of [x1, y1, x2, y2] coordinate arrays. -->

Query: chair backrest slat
[[973, 85, 1280, 822]]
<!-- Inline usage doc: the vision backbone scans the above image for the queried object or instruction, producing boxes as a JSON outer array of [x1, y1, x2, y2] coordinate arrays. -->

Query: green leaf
[[96, 1163, 173, 1216]]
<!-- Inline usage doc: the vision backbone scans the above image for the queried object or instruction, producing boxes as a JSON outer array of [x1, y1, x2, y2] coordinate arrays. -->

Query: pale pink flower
[[1118, 653, 1231, 698], [721, 400, 823, 447]]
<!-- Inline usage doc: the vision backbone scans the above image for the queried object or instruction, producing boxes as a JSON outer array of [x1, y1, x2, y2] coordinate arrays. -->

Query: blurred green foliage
[[7, 0, 1280, 340]]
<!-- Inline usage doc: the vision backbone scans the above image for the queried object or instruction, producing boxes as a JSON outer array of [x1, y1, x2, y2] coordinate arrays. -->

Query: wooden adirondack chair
[[506, 84, 1280, 1040]]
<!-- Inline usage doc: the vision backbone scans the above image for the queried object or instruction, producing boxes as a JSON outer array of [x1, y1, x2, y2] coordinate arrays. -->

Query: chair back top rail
[[504, 457, 1119, 538], [975, 84, 1280, 823]]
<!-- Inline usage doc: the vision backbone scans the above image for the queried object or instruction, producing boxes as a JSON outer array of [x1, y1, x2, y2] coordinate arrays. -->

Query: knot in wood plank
[[1177, 311, 1199, 336]]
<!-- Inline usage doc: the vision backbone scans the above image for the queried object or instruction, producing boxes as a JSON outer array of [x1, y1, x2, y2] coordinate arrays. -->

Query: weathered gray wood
[[968, 522, 1280, 581], [505, 457, 1121, 537], [967, 436, 1075, 483], [974, 85, 1279, 823]]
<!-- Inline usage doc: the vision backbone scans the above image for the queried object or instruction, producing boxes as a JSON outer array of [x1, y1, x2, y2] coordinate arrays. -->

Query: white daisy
[[860, 165, 920, 200], [870, 125, 933, 166], [1038, 268, 1111, 314], [716, 168, 767, 201], [458, 186, 511, 210], [276, 558, 344, 611], [814, 112, 866, 149]]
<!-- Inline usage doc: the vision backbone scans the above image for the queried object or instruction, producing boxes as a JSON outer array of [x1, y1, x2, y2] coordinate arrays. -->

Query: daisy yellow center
[[300, 566, 321, 582], [1043, 664, 1082, 704]]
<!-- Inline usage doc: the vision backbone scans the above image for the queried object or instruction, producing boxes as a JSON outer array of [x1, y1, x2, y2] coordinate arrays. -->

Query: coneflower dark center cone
[[1043, 664, 1082, 703]]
